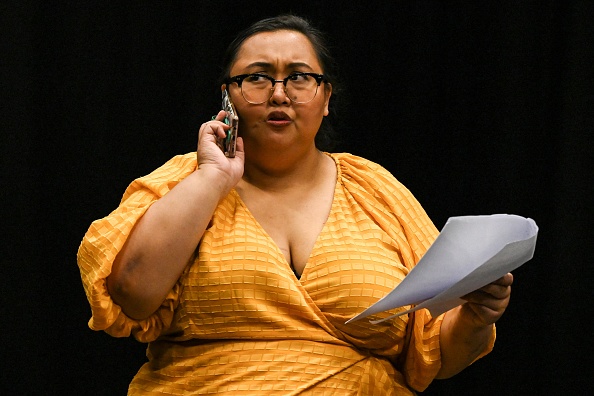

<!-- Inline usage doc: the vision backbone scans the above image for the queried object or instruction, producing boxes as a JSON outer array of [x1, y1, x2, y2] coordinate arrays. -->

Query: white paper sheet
[[345, 214, 538, 324]]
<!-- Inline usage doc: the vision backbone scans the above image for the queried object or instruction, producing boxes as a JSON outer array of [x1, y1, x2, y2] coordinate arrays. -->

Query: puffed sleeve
[[77, 153, 197, 342], [335, 153, 495, 391]]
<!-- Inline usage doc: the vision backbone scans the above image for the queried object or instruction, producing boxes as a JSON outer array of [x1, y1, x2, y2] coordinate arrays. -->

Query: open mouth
[[267, 111, 291, 122]]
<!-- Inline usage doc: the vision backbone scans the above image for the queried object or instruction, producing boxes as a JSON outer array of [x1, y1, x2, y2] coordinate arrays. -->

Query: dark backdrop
[[3, 1, 593, 395]]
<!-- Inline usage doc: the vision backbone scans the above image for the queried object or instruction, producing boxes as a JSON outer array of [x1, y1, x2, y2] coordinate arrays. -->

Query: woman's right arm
[[107, 111, 244, 320]]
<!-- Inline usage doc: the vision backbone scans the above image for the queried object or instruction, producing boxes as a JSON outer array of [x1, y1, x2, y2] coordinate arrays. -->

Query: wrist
[[191, 165, 238, 198]]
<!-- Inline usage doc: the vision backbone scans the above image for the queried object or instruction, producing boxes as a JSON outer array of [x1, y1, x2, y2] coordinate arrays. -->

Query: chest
[[182, 193, 410, 343], [240, 185, 334, 277]]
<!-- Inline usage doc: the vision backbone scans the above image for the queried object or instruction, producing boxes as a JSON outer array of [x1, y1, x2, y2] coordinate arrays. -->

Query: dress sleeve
[[77, 153, 197, 342], [335, 153, 496, 391]]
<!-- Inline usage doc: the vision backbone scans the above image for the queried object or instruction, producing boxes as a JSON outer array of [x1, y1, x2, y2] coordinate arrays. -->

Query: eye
[[244, 74, 272, 85], [288, 73, 311, 82], [287, 73, 314, 88]]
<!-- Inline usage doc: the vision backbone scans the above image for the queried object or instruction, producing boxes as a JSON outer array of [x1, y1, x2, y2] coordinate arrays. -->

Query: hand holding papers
[[346, 214, 538, 324]]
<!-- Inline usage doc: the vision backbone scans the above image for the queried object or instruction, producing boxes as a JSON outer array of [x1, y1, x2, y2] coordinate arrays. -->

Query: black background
[[3, 1, 593, 394]]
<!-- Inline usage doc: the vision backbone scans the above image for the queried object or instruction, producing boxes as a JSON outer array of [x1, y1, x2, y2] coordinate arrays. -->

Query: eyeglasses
[[225, 72, 327, 104]]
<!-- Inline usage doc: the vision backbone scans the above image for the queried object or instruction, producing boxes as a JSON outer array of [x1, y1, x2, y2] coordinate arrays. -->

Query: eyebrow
[[244, 61, 315, 71]]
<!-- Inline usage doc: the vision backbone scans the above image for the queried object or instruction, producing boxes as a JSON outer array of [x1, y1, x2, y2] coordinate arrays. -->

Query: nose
[[270, 81, 289, 104]]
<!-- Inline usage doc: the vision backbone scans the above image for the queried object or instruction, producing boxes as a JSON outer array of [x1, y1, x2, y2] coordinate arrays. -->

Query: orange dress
[[77, 152, 495, 395]]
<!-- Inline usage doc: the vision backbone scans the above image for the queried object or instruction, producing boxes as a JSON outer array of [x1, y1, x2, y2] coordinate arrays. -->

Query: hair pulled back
[[219, 14, 341, 151]]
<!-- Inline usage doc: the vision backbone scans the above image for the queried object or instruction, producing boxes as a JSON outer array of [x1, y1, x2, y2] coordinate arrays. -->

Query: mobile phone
[[219, 89, 238, 157]]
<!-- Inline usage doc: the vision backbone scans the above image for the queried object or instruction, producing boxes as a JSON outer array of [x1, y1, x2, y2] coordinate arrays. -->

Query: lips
[[267, 111, 291, 122]]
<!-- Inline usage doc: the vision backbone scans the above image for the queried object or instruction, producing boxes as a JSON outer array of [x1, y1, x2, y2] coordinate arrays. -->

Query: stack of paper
[[346, 214, 538, 324]]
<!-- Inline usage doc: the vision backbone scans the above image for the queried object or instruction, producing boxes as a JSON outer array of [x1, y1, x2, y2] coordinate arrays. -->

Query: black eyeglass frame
[[224, 72, 327, 104]]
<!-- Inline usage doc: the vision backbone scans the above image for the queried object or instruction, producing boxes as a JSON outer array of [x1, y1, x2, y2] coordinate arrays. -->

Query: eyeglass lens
[[241, 75, 320, 104]]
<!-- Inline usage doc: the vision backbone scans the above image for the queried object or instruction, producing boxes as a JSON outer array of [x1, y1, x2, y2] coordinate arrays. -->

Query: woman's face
[[225, 30, 331, 155]]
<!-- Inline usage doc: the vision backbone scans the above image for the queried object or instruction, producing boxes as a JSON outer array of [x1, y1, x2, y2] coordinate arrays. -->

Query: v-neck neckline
[[230, 153, 341, 281]]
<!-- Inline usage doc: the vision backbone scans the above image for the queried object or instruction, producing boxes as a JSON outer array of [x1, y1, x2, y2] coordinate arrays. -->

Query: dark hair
[[219, 14, 341, 151]]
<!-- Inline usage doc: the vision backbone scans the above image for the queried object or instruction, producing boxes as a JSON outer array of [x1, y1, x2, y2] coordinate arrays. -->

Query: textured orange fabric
[[77, 152, 495, 395]]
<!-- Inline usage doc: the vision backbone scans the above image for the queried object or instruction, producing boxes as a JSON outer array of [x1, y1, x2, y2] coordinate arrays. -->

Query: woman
[[78, 14, 513, 395]]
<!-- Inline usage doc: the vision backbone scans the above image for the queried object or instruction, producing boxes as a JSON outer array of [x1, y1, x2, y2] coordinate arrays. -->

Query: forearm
[[436, 305, 494, 379], [107, 167, 233, 319]]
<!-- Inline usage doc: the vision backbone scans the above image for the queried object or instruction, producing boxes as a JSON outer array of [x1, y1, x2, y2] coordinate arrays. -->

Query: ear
[[221, 84, 227, 92], [323, 83, 332, 116]]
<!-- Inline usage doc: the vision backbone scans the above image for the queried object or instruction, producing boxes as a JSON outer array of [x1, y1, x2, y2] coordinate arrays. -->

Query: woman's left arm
[[436, 272, 514, 379]]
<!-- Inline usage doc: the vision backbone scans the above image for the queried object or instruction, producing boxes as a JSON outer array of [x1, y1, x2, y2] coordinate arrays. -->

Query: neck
[[241, 148, 328, 192]]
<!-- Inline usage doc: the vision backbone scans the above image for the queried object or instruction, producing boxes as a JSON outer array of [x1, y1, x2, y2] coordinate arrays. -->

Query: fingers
[[459, 272, 514, 326], [463, 273, 513, 299], [482, 283, 511, 299], [197, 114, 231, 161], [451, 277, 515, 328], [211, 109, 227, 124], [200, 113, 229, 141], [491, 272, 514, 287], [461, 273, 513, 309], [196, 113, 244, 172], [464, 287, 510, 307], [461, 299, 506, 327], [459, 285, 512, 327], [235, 136, 244, 154], [478, 273, 513, 299]]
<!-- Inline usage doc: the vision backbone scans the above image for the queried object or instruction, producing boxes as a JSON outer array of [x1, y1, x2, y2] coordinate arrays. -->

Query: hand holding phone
[[218, 90, 238, 158]]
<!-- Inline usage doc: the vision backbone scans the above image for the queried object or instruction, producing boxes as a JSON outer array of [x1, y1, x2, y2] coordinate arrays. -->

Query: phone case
[[220, 90, 238, 157]]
